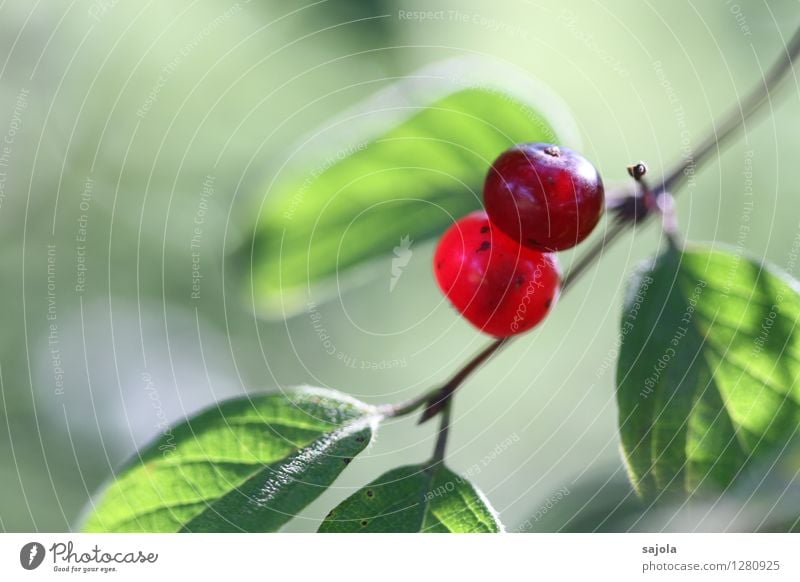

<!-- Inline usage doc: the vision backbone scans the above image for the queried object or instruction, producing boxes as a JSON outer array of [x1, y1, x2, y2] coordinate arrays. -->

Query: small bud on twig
[[627, 162, 648, 181]]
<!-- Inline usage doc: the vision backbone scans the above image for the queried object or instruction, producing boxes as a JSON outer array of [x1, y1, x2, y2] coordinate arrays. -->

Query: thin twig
[[561, 217, 628, 292], [417, 337, 507, 423], [659, 24, 800, 194]]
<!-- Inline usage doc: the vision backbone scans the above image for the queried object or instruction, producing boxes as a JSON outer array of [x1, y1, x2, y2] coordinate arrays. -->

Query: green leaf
[[617, 242, 800, 501], [247, 57, 577, 317], [318, 463, 502, 532], [81, 387, 379, 532], [637, 438, 800, 532]]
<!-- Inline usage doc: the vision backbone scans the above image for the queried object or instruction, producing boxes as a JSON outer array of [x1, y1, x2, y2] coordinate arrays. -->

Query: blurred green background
[[1, 0, 799, 532]]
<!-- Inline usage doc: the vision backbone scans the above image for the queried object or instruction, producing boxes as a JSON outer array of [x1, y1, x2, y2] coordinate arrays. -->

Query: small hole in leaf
[[360, 520, 368, 527], [366, 490, 374, 498], [355, 436, 365, 443], [342, 457, 352, 465]]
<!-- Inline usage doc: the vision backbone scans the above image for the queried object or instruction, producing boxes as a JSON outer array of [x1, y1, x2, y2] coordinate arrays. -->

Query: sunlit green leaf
[[82, 387, 378, 532], [318, 463, 502, 532], [617, 243, 800, 500]]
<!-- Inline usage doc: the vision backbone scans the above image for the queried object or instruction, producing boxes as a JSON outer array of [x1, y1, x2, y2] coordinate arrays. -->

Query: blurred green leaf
[[617, 243, 800, 501], [318, 463, 502, 532], [82, 387, 378, 532], [637, 438, 800, 532], [246, 58, 575, 317]]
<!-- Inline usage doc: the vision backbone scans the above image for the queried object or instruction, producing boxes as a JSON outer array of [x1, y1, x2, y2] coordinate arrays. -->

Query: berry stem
[[430, 398, 453, 465], [626, 160, 680, 243], [382, 22, 800, 455]]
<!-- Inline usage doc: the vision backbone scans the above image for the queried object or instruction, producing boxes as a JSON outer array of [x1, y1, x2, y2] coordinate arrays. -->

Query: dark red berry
[[483, 142, 604, 251], [433, 211, 560, 337]]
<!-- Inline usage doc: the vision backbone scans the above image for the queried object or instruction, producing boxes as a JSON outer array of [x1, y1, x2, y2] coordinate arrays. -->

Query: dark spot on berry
[[366, 490, 374, 498], [480, 225, 490, 234], [436, 261, 442, 270], [360, 520, 368, 527], [515, 276, 524, 287], [527, 238, 541, 246], [545, 298, 552, 308], [476, 241, 491, 253]]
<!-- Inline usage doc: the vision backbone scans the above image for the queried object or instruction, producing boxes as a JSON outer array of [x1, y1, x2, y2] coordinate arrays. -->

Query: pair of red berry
[[434, 143, 605, 337]]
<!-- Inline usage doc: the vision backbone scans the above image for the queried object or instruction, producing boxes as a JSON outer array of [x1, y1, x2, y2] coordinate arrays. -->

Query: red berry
[[483, 142, 604, 251], [433, 211, 561, 337]]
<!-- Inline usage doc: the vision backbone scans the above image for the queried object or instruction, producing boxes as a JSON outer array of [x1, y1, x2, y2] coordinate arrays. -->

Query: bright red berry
[[433, 211, 561, 337], [483, 142, 604, 251]]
